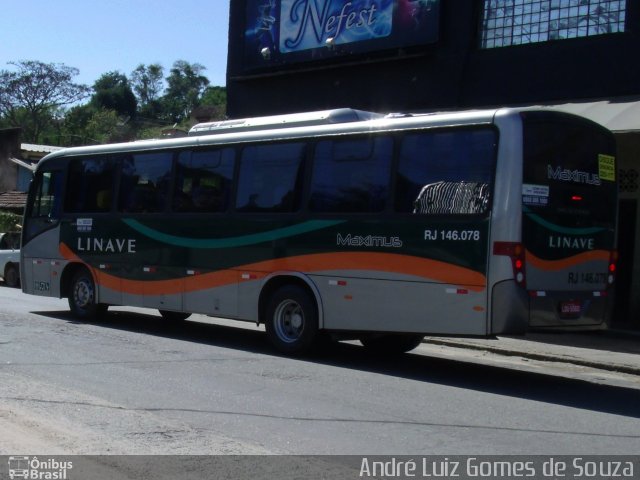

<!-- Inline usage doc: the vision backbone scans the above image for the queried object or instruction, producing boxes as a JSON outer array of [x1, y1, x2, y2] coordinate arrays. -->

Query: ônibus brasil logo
[[8, 456, 73, 480]]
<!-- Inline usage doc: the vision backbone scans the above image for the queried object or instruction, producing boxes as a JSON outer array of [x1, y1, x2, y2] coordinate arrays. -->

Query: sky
[[0, 0, 230, 88]]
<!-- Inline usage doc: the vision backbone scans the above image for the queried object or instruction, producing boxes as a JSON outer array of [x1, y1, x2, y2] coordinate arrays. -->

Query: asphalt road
[[1, 285, 640, 455]]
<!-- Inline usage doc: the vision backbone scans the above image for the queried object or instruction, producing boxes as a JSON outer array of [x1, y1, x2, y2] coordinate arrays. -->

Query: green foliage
[[199, 86, 227, 120], [0, 59, 226, 146], [91, 72, 137, 119], [0, 60, 91, 143], [0, 211, 21, 232], [201, 86, 227, 107], [130, 64, 164, 106], [84, 109, 128, 144], [61, 106, 131, 145], [162, 61, 210, 123], [136, 126, 169, 140]]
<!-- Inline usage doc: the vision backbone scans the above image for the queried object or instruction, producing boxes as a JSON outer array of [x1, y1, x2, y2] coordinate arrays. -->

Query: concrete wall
[[0, 129, 20, 193]]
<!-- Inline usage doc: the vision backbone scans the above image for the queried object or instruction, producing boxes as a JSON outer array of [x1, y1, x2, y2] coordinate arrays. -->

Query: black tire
[[265, 285, 319, 355], [4, 263, 20, 288], [159, 310, 191, 321], [360, 334, 424, 355], [68, 268, 107, 319]]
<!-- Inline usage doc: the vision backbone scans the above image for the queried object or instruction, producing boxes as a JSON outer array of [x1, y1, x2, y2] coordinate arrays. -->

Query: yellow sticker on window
[[598, 154, 616, 182]]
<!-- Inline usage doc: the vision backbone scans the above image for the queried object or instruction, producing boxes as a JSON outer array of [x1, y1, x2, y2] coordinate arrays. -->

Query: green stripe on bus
[[123, 219, 344, 248], [523, 208, 606, 236]]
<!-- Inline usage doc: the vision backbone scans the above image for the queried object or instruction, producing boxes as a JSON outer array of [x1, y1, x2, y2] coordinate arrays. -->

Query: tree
[[0, 60, 90, 143], [162, 60, 210, 123], [0, 211, 21, 232], [200, 86, 226, 110], [83, 109, 125, 144], [91, 71, 137, 119], [130, 63, 165, 125], [62, 103, 133, 146], [60, 104, 100, 145], [193, 86, 227, 122], [130, 63, 164, 106]]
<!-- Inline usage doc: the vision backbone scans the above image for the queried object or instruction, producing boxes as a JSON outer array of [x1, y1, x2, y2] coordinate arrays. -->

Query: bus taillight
[[608, 250, 618, 285], [493, 241, 526, 288]]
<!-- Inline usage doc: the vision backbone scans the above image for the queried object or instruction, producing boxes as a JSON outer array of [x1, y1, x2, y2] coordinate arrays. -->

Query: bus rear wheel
[[360, 334, 424, 355], [68, 268, 107, 319], [265, 285, 319, 355]]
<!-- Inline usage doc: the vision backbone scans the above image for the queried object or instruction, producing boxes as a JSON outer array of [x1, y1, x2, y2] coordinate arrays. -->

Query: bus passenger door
[[21, 170, 65, 297]]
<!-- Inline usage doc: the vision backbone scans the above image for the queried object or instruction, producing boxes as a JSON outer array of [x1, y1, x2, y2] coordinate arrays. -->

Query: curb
[[423, 338, 640, 377]]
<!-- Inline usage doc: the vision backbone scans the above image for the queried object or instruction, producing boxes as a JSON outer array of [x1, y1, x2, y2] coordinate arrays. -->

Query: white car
[[0, 232, 21, 287]]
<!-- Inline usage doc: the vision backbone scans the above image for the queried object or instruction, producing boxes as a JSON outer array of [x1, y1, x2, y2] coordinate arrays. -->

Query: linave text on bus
[[548, 235, 595, 250], [77, 237, 137, 254], [547, 165, 600, 185]]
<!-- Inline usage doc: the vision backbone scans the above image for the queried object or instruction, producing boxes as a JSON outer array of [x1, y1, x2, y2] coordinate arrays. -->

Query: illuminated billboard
[[243, 0, 440, 71]]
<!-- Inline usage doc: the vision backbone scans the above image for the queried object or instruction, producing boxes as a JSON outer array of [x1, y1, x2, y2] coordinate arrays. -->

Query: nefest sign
[[243, 0, 440, 71]]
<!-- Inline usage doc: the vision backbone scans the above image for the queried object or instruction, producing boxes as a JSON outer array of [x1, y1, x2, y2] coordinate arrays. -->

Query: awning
[[541, 97, 640, 133], [21, 143, 63, 154], [9, 157, 36, 172]]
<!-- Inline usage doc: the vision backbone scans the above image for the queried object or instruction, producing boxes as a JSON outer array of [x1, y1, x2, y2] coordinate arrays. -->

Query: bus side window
[[309, 136, 393, 213], [174, 148, 235, 213], [118, 152, 173, 213], [395, 129, 497, 215], [64, 157, 116, 213], [236, 142, 305, 213]]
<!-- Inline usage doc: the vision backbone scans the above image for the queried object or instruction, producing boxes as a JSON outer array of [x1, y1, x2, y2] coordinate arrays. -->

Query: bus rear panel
[[521, 111, 617, 328]]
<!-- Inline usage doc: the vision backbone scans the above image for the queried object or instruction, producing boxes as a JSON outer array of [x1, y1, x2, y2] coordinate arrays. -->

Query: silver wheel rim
[[74, 278, 94, 309], [273, 299, 304, 343]]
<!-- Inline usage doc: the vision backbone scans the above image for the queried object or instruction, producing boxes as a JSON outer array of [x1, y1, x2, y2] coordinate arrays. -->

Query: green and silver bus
[[20, 108, 618, 354]]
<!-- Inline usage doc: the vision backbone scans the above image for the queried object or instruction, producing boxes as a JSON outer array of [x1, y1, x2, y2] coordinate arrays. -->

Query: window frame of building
[[479, 0, 627, 49]]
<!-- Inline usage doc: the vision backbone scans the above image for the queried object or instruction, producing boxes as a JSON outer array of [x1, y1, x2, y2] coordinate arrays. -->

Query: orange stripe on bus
[[242, 252, 486, 291], [59, 243, 486, 295], [60, 243, 235, 295], [526, 249, 610, 272]]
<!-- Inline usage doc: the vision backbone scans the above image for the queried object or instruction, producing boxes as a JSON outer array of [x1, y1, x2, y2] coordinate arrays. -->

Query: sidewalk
[[423, 330, 640, 376]]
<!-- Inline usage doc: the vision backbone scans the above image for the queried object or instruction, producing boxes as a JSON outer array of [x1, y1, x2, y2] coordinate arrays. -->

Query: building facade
[[227, 1, 637, 116], [0, 128, 21, 195], [0, 128, 62, 213], [226, 0, 639, 328]]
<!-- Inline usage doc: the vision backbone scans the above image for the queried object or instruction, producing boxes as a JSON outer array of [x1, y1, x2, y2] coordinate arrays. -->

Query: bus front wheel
[[68, 269, 107, 319], [265, 285, 319, 355]]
